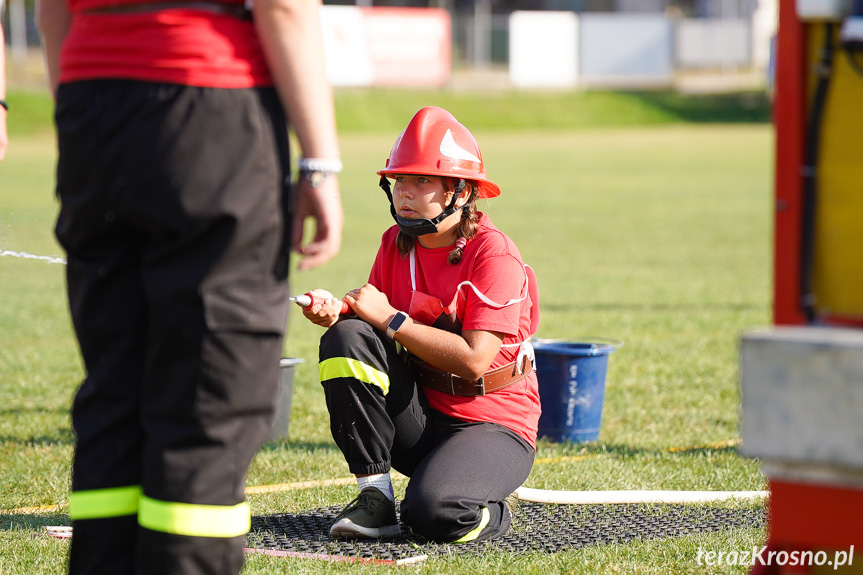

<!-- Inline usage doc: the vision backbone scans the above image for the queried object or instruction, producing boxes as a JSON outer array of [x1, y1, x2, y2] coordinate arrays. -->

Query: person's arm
[[36, 0, 72, 100], [253, 0, 343, 271], [0, 24, 8, 161], [300, 281, 503, 381], [344, 284, 505, 382]]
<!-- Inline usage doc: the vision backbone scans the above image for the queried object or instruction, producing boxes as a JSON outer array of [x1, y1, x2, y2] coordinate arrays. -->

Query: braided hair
[[446, 192, 479, 264]]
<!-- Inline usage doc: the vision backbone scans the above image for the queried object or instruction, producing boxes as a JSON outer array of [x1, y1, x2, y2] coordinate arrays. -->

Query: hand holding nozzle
[[290, 292, 350, 315]]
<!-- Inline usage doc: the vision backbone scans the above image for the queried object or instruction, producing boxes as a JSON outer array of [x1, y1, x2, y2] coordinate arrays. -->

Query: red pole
[[772, 1, 808, 326]]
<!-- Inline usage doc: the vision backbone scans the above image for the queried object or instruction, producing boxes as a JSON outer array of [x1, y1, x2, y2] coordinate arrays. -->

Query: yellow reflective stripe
[[453, 506, 490, 543], [138, 495, 251, 538], [69, 485, 142, 520], [319, 357, 390, 395]]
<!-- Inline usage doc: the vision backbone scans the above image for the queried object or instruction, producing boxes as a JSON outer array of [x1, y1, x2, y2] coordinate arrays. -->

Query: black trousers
[[320, 319, 535, 543], [55, 80, 291, 575]]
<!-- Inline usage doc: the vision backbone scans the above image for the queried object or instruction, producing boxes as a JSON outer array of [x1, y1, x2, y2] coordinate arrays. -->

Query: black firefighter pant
[[54, 80, 291, 575], [320, 318, 536, 543]]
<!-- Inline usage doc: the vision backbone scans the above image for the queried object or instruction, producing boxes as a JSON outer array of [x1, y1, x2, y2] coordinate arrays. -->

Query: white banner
[[320, 6, 451, 88]]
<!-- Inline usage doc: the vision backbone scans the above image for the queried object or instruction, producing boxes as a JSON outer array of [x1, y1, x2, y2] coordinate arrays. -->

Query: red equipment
[[290, 293, 350, 315]]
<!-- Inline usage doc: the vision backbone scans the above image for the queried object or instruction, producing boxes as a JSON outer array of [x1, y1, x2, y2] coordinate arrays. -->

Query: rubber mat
[[247, 501, 764, 562]]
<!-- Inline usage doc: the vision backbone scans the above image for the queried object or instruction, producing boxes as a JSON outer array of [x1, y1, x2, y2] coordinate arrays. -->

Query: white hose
[[0, 250, 66, 264], [515, 487, 768, 505]]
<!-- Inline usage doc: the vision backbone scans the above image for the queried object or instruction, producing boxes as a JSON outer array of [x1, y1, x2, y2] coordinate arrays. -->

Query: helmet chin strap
[[379, 177, 467, 237]]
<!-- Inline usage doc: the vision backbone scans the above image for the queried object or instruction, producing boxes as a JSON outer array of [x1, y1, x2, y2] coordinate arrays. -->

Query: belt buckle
[[474, 376, 485, 396]]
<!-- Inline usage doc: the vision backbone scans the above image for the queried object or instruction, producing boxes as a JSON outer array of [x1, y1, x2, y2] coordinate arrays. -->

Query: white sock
[[357, 473, 395, 502]]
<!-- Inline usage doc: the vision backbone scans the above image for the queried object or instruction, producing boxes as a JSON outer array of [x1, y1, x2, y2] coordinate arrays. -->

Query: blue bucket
[[533, 338, 621, 443]]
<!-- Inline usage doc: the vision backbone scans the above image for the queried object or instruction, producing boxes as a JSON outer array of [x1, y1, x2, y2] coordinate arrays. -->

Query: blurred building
[[320, 0, 773, 74], [2, 0, 776, 88]]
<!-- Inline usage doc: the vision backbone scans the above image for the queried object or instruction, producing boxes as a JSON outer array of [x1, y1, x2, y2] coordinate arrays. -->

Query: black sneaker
[[329, 487, 401, 539]]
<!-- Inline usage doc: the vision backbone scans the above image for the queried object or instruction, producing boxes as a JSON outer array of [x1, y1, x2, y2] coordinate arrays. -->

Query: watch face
[[388, 312, 408, 337]]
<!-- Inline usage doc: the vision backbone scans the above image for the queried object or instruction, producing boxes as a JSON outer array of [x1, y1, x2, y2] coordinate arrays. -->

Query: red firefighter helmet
[[377, 107, 501, 198]]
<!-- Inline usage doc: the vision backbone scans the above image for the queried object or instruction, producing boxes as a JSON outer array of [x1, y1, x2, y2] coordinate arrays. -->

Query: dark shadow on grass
[[536, 441, 742, 459], [257, 440, 341, 454], [629, 91, 771, 124], [0, 406, 69, 416], [0, 435, 333, 452], [540, 302, 765, 313], [0, 428, 76, 446]]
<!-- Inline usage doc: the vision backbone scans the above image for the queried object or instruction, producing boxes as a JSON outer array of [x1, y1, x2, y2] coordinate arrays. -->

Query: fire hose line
[[514, 487, 768, 505]]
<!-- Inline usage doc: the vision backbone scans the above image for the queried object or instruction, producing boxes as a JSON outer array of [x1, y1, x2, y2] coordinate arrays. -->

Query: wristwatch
[[386, 311, 409, 340]]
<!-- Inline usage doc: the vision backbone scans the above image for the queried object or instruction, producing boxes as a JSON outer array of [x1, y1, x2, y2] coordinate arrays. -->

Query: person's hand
[[300, 289, 344, 328], [343, 284, 397, 331], [291, 177, 343, 271]]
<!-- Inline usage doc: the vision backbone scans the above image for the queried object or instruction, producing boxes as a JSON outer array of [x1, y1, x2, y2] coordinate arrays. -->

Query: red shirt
[[59, 0, 272, 87], [369, 214, 541, 448]]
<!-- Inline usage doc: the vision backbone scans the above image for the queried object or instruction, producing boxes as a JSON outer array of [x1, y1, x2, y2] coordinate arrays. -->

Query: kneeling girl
[[303, 106, 541, 543]]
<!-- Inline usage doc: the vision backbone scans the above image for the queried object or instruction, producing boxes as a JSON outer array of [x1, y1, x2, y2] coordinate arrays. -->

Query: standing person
[[302, 106, 540, 543], [36, 1, 343, 573], [0, 0, 8, 162]]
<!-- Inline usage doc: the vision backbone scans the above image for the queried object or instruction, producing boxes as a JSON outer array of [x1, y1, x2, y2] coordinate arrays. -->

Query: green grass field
[[0, 88, 772, 573]]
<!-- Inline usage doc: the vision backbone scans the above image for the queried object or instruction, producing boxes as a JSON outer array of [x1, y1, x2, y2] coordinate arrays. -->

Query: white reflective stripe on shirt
[[410, 247, 417, 292], [446, 260, 533, 313], [410, 247, 536, 371], [410, 247, 532, 311]]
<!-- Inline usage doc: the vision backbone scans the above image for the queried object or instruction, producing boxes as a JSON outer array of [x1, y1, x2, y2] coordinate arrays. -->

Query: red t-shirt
[[369, 214, 541, 448], [59, 0, 272, 87]]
